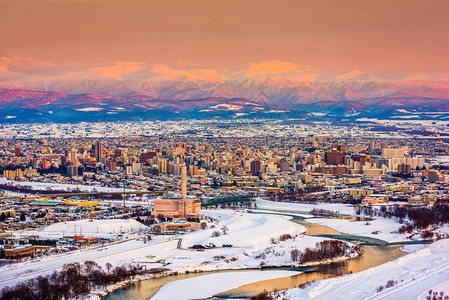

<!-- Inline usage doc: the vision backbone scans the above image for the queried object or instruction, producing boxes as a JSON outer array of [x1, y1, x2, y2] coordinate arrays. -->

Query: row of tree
[[0, 261, 167, 300], [267, 187, 326, 203], [290, 240, 360, 263], [354, 201, 449, 230]]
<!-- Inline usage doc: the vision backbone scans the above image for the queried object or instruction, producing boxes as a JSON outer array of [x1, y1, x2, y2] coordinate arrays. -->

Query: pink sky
[[1, 0, 449, 75]]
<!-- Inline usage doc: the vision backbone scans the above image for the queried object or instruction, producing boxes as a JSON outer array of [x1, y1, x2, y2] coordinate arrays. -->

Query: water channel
[[104, 213, 427, 300]]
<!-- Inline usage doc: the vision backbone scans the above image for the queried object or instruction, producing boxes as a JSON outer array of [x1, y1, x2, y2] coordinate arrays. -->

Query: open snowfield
[[5, 207, 440, 299], [0, 237, 176, 289], [0, 210, 338, 291], [257, 199, 410, 243], [305, 217, 405, 243], [256, 199, 356, 215], [145, 210, 348, 271], [286, 239, 449, 299], [34, 219, 148, 238], [0, 178, 137, 193], [186, 210, 304, 247], [151, 270, 300, 300]]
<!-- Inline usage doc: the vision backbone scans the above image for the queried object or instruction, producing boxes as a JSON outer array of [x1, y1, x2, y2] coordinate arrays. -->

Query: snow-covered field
[[0, 237, 175, 289], [256, 199, 356, 215], [0, 209, 351, 292], [2, 205, 445, 299], [305, 217, 405, 243], [0, 178, 137, 193], [285, 239, 449, 299], [151, 270, 299, 300], [28, 219, 147, 239], [256, 199, 411, 243], [149, 210, 344, 271]]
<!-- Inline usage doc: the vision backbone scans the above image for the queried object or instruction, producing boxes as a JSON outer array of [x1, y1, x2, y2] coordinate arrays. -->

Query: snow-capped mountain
[[1, 60, 449, 122]]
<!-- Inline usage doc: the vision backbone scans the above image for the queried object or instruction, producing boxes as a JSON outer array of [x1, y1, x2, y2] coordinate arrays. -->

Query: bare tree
[[221, 226, 229, 235]]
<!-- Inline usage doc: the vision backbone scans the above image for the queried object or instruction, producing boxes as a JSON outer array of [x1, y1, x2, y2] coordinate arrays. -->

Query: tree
[[200, 222, 207, 230], [152, 225, 162, 234], [221, 226, 229, 235], [106, 263, 113, 273], [290, 248, 300, 262], [20, 214, 26, 222], [212, 231, 221, 237], [0, 212, 6, 222]]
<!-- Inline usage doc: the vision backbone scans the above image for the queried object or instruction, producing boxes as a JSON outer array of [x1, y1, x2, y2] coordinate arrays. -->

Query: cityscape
[[0, 120, 448, 299], [1, 0, 449, 299]]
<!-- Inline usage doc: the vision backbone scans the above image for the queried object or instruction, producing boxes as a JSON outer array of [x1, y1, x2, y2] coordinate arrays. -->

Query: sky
[[1, 0, 449, 75]]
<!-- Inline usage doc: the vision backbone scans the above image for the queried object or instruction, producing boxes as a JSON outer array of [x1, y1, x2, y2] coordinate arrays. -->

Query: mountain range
[[1, 60, 449, 122]]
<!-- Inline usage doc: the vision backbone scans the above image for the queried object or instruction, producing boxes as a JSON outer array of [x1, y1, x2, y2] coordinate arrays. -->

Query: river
[[104, 213, 426, 300]]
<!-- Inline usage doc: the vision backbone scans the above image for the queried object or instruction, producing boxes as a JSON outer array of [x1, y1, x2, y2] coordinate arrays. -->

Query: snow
[[256, 199, 356, 215], [184, 210, 304, 248], [1, 178, 137, 193], [286, 239, 449, 299], [305, 217, 405, 243], [257, 199, 408, 243], [0, 210, 330, 290], [74, 107, 104, 112], [39, 219, 147, 238], [208, 104, 243, 111], [0, 237, 175, 289], [148, 210, 357, 273], [429, 238, 449, 253], [151, 270, 299, 300]]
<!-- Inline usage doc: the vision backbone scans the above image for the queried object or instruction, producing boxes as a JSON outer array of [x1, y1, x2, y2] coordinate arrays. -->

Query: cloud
[[0, 56, 59, 75], [66, 61, 148, 80], [151, 65, 228, 82], [243, 61, 302, 77]]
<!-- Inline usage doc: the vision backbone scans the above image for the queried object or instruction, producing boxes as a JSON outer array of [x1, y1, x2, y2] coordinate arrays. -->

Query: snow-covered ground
[[256, 199, 356, 215], [0, 237, 175, 289], [285, 239, 449, 299], [0, 209, 354, 292], [256, 199, 412, 243], [0, 178, 137, 193], [26, 219, 148, 239], [149, 210, 347, 271], [151, 270, 299, 300], [305, 217, 405, 243]]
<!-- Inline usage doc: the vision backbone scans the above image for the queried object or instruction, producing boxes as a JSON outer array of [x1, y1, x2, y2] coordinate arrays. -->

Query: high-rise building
[[66, 148, 78, 165], [205, 144, 211, 154], [67, 165, 78, 177], [109, 162, 116, 172], [15, 146, 21, 157], [382, 147, 405, 158], [250, 160, 262, 175], [94, 141, 103, 161], [398, 164, 411, 175], [368, 142, 375, 153], [325, 151, 346, 165]]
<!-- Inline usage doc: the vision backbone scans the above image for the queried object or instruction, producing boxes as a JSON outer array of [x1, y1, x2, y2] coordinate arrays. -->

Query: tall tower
[[181, 165, 187, 199], [95, 141, 103, 161]]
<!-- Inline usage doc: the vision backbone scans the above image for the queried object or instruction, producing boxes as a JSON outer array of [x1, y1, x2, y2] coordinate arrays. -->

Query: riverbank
[[98, 249, 362, 300], [284, 238, 449, 299], [100, 209, 380, 300]]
